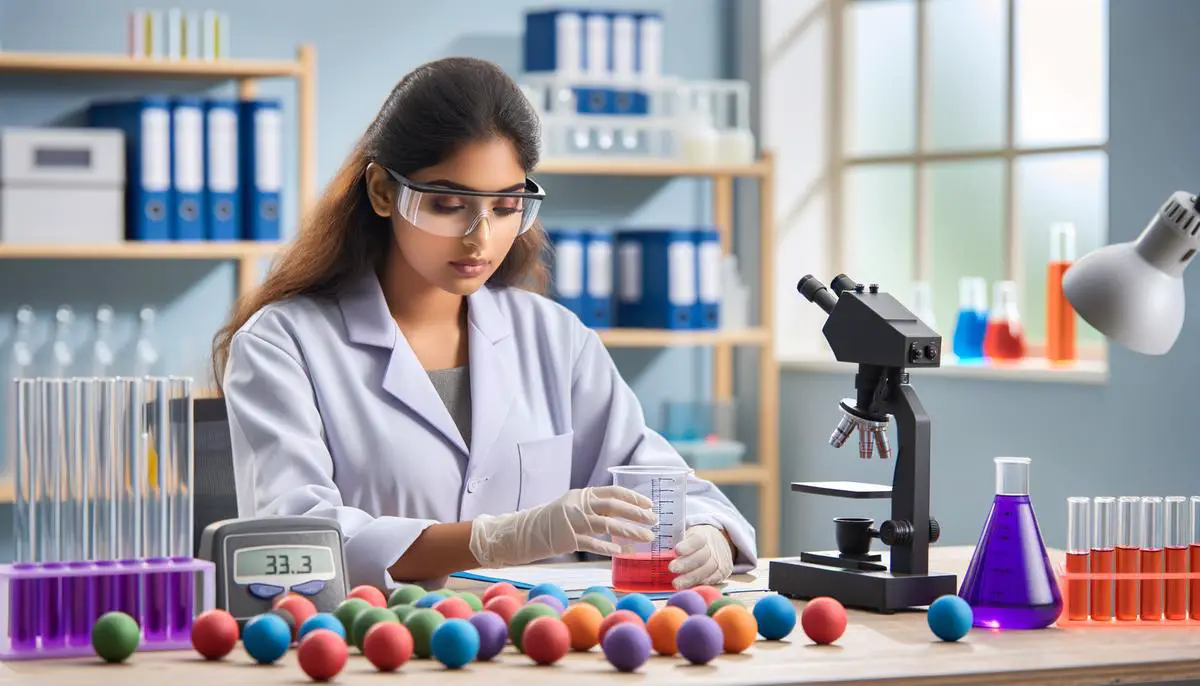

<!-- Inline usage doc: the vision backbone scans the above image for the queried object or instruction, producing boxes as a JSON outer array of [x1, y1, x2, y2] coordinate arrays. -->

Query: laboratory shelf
[[535, 158, 770, 178], [0, 242, 281, 260], [696, 464, 770, 485], [0, 51, 303, 78], [597, 327, 770, 348]]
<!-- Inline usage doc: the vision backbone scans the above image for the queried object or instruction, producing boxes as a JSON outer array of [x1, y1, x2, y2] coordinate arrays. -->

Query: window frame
[[828, 0, 1110, 361]]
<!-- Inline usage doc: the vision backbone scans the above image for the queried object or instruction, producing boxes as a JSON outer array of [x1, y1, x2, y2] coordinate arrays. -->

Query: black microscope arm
[[874, 374, 933, 576]]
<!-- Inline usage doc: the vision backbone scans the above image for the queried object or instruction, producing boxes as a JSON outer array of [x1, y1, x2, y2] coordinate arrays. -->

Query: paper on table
[[451, 565, 770, 600]]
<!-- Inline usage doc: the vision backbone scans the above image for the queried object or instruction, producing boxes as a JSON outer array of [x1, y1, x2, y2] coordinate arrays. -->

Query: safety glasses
[[384, 167, 546, 238]]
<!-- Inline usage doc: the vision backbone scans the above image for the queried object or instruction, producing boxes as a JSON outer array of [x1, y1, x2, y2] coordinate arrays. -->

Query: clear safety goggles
[[385, 168, 546, 238]]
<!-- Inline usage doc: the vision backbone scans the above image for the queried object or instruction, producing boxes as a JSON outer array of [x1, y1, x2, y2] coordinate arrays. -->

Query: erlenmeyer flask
[[959, 457, 1062, 630], [983, 280, 1026, 361], [952, 277, 987, 360]]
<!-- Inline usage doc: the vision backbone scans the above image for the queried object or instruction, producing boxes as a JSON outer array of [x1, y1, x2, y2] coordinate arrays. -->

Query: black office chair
[[192, 397, 240, 556]]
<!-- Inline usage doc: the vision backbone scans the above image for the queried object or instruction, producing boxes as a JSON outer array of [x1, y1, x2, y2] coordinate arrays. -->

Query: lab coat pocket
[[517, 431, 574, 510]]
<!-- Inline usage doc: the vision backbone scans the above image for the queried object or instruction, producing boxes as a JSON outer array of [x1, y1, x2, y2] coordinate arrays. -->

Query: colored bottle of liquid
[[952, 277, 987, 360], [959, 457, 1062, 630], [1046, 222, 1077, 363], [983, 280, 1026, 361]]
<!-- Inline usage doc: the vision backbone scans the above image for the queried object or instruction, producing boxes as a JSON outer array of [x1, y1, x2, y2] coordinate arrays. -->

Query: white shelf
[[780, 352, 1108, 384]]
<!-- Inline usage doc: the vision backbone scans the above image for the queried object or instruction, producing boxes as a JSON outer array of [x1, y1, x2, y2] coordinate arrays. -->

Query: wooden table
[[3, 546, 1199, 685]]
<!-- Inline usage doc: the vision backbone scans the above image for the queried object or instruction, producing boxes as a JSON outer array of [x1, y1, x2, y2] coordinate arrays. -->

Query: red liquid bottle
[[1163, 496, 1188, 621], [1090, 497, 1116, 622], [1046, 222, 1077, 364], [1065, 497, 1090, 621], [1115, 497, 1141, 621], [983, 281, 1026, 361], [1140, 497, 1164, 621], [1190, 497, 1200, 620]]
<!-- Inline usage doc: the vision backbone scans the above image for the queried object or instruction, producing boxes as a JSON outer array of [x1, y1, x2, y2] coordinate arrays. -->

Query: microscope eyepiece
[[798, 275, 838, 314], [830, 274, 859, 296]]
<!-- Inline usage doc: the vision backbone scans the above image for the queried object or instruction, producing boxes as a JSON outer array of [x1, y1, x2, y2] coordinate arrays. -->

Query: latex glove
[[469, 486, 657, 568], [669, 524, 735, 589]]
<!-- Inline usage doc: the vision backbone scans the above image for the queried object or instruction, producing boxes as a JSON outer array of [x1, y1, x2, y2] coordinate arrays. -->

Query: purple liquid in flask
[[959, 456, 1063, 630]]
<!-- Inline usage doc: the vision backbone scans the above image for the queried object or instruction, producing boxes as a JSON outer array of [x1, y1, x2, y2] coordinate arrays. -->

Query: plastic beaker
[[608, 465, 690, 593], [959, 457, 1062, 629]]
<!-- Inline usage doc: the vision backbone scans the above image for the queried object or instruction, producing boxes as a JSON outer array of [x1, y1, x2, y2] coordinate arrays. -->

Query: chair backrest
[[193, 397, 239, 556]]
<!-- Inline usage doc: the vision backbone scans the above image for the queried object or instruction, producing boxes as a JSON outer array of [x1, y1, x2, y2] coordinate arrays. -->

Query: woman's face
[[366, 137, 528, 296]]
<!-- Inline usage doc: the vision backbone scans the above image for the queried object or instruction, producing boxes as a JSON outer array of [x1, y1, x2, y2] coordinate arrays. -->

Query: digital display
[[234, 545, 335, 581]]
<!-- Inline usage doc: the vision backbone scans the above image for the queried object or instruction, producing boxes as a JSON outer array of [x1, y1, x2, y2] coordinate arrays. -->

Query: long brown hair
[[211, 57, 547, 389]]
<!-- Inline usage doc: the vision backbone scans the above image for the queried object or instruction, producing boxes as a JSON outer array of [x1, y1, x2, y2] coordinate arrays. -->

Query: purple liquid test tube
[[64, 381, 92, 647], [114, 378, 146, 625], [142, 378, 170, 642], [167, 377, 195, 639], [66, 562, 93, 646], [92, 380, 119, 625], [39, 562, 65, 648], [11, 380, 38, 652], [115, 560, 144, 624], [90, 560, 117, 621], [143, 559, 170, 642], [9, 563, 39, 653]]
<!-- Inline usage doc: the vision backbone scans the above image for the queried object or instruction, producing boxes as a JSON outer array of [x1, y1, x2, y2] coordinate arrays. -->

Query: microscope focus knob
[[878, 520, 913, 546], [929, 518, 941, 543]]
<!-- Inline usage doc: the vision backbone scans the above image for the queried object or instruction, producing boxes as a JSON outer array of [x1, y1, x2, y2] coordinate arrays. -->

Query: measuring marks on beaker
[[648, 476, 679, 554]]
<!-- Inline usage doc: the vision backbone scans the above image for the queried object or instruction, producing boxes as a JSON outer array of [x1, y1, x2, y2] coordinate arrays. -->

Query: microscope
[[768, 274, 958, 613]]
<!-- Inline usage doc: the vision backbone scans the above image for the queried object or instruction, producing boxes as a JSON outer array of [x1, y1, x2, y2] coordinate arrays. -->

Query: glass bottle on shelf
[[134, 306, 160, 378], [10, 306, 36, 380], [952, 277, 988, 361], [1046, 222, 1078, 364], [983, 281, 1026, 361], [52, 305, 74, 378], [92, 305, 115, 377]]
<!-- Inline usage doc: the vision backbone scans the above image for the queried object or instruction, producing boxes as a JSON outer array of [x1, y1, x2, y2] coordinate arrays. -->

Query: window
[[763, 0, 1109, 370]]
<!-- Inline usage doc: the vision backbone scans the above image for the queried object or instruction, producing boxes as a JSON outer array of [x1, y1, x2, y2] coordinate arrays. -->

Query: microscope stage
[[791, 481, 893, 499], [769, 557, 958, 613]]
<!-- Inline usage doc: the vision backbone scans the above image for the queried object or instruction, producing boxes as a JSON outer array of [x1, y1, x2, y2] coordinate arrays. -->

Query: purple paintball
[[667, 590, 707, 616], [468, 611, 508, 661], [601, 622, 651, 672], [677, 614, 723, 665]]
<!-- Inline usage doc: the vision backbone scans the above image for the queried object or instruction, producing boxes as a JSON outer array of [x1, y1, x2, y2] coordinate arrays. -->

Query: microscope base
[[768, 556, 958, 614]]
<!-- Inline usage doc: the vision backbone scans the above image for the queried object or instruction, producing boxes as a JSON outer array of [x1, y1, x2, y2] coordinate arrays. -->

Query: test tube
[[114, 377, 145, 624], [1140, 496, 1164, 621], [90, 379, 118, 622], [140, 378, 170, 642], [1164, 496, 1188, 620], [1115, 496, 1141, 621], [167, 376, 195, 640], [1190, 496, 1200, 620], [10, 379, 38, 651], [38, 378, 66, 647], [63, 378, 93, 646], [1090, 496, 1116, 622], [1065, 497, 1090, 621]]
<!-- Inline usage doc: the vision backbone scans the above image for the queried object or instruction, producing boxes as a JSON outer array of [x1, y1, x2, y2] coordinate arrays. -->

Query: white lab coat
[[223, 272, 758, 589]]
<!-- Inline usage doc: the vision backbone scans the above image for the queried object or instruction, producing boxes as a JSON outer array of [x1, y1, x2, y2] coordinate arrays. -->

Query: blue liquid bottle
[[952, 277, 988, 361]]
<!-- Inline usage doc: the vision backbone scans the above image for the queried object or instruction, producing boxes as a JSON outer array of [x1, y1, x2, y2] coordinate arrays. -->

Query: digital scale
[[198, 516, 350, 626]]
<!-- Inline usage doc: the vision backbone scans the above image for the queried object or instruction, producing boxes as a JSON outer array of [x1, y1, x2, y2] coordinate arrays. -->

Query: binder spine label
[[554, 241, 584, 298], [699, 240, 722, 302], [141, 108, 170, 191], [255, 108, 283, 192], [585, 13, 609, 76], [667, 241, 696, 306], [618, 242, 641, 301], [174, 107, 203, 192], [208, 108, 238, 192], [587, 239, 613, 296], [556, 13, 583, 74]]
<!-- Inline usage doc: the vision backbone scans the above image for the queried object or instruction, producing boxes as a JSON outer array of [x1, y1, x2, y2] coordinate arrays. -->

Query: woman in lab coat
[[214, 57, 757, 591]]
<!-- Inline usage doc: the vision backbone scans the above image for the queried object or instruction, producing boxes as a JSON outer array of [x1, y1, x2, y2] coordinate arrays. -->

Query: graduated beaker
[[959, 457, 1062, 629], [608, 465, 690, 592]]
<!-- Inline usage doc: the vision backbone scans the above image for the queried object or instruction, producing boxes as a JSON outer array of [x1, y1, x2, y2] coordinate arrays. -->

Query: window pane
[[843, 165, 916, 300], [1017, 152, 1108, 350], [927, 160, 1006, 345], [926, 0, 1008, 151], [845, 0, 916, 156], [1015, 0, 1108, 147]]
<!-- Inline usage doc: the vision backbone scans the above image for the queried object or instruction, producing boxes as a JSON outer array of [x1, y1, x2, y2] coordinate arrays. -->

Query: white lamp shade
[[1062, 242, 1185, 355]]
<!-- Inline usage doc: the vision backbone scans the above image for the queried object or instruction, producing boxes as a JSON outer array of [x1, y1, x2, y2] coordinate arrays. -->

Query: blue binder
[[87, 97, 173, 242], [693, 228, 722, 329], [239, 99, 283, 241], [637, 229, 698, 329], [615, 231, 643, 327], [170, 97, 206, 241], [203, 99, 241, 241], [583, 230, 614, 328], [523, 9, 585, 73], [548, 228, 586, 318]]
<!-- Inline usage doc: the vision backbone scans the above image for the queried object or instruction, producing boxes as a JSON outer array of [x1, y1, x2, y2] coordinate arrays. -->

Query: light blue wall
[[0, 0, 746, 559], [777, 0, 1200, 557]]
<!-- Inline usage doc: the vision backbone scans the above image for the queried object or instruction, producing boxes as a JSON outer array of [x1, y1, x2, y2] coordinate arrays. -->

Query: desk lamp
[[1062, 191, 1200, 354]]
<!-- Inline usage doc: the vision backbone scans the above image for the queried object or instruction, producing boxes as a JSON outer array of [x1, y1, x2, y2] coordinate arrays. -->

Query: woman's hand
[[670, 524, 736, 589]]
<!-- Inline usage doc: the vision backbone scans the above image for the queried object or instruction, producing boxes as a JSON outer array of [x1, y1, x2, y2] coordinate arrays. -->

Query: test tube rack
[[0, 557, 215, 659], [1057, 494, 1200, 627]]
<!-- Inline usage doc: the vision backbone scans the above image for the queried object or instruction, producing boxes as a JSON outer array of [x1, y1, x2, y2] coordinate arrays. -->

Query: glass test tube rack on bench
[[1060, 495, 1200, 626], [3, 376, 215, 659]]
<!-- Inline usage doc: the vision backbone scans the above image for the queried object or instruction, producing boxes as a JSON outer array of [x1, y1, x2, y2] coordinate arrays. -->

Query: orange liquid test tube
[[1065, 497, 1090, 621], [1140, 497, 1164, 621], [1163, 496, 1188, 621], [1115, 496, 1141, 621], [1090, 496, 1116, 622], [1046, 222, 1077, 364], [1191, 496, 1200, 620]]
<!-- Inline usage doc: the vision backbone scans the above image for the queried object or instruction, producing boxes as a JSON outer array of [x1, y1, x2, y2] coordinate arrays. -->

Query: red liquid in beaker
[[612, 552, 678, 593], [983, 320, 1025, 360]]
